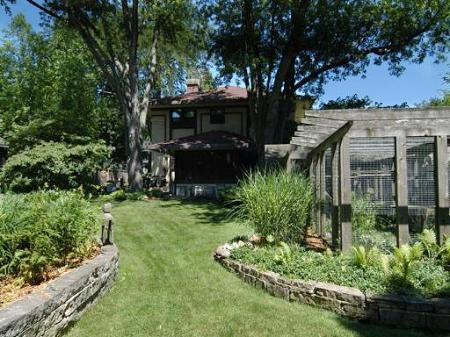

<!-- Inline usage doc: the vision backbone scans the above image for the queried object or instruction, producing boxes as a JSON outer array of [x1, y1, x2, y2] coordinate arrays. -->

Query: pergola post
[[434, 136, 450, 244], [395, 135, 409, 246], [339, 136, 352, 252], [319, 151, 326, 236], [331, 143, 340, 248]]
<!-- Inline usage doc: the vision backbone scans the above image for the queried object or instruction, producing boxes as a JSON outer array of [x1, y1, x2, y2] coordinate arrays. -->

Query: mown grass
[[64, 200, 442, 337]]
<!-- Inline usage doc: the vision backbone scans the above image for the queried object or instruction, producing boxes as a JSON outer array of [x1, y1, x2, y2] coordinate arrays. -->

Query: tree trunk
[[126, 89, 143, 191], [127, 105, 143, 192]]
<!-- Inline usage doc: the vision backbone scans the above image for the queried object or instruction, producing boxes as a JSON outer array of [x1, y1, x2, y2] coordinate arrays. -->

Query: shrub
[[0, 191, 98, 284], [233, 169, 313, 243], [147, 189, 163, 198], [0, 141, 110, 193]]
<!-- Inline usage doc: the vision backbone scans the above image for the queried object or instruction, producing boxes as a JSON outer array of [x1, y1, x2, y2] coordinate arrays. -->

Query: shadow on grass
[[334, 316, 446, 337], [158, 198, 235, 226]]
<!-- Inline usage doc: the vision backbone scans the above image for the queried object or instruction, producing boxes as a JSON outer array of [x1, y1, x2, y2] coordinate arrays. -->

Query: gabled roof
[[145, 131, 255, 153], [155, 86, 247, 106]]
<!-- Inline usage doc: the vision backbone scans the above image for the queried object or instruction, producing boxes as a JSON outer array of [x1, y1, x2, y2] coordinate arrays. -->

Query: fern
[[417, 229, 438, 258], [391, 244, 423, 279], [350, 246, 381, 270], [274, 241, 292, 266], [438, 236, 450, 266]]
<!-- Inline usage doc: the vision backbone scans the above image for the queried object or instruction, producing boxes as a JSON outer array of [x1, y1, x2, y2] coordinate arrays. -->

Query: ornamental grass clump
[[0, 190, 98, 284], [233, 169, 313, 243]]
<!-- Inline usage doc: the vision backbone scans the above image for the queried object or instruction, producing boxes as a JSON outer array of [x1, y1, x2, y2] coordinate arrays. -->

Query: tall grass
[[0, 191, 98, 284], [233, 169, 313, 243]]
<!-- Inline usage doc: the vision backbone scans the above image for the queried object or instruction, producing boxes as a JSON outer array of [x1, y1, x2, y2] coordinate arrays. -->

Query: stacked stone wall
[[0, 245, 118, 337], [215, 245, 450, 331]]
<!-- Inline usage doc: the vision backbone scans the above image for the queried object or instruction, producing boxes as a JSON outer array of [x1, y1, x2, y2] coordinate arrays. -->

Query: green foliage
[[232, 242, 450, 298], [320, 95, 374, 109], [147, 189, 163, 199], [0, 141, 110, 193], [0, 16, 124, 160], [438, 236, 450, 266], [217, 186, 239, 207], [389, 244, 423, 280], [233, 169, 313, 243], [0, 191, 98, 284], [417, 229, 438, 258], [351, 194, 377, 231], [350, 246, 381, 270], [421, 71, 450, 107], [273, 241, 292, 266]]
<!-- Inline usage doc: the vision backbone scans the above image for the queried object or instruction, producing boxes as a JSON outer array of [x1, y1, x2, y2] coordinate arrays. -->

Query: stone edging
[[215, 243, 450, 331], [0, 245, 119, 337]]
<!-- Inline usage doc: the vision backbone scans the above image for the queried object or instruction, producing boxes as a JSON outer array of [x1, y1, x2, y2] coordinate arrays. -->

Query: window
[[171, 109, 195, 129], [210, 108, 225, 124]]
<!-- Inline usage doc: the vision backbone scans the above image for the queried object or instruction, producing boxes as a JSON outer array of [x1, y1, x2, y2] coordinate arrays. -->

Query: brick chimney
[[186, 78, 201, 94]]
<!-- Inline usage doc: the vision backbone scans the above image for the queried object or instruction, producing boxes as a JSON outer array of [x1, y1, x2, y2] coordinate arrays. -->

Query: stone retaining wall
[[215, 245, 450, 331], [0, 245, 119, 337]]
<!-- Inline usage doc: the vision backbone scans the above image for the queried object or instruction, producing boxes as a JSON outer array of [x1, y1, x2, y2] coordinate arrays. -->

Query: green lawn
[[64, 200, 441, 337]]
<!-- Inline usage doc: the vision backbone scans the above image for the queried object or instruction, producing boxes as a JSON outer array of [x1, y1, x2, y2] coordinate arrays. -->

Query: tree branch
[[25, 0, 65, 20], [293, 9, 443, 91]]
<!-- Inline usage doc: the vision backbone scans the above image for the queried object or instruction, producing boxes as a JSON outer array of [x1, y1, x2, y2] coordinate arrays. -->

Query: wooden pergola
[[290, 107, 450, 251]]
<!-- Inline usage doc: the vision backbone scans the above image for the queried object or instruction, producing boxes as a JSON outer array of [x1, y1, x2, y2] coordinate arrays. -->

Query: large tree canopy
[[209, 0, 449, 156], [0, 15, 122, 156], [2, 0, 207, 190]]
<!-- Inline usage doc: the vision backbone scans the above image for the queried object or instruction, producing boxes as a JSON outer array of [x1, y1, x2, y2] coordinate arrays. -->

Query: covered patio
[[146, 131, 257, 197]]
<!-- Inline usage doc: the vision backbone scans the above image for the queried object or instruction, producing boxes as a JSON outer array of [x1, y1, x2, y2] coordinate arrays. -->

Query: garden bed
[[215, 241, 450, 331], [0, 244, 118, 337], [0, 245, 101, 308]]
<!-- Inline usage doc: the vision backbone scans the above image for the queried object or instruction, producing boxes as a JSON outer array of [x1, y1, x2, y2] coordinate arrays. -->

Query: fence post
[[395, 135, 409, 246], [434, 136, 450, 244], [331, 143, 340, 248], [339, 136, 352, 251], [319, 151, 326, 236], [315, 155, 321, 233]]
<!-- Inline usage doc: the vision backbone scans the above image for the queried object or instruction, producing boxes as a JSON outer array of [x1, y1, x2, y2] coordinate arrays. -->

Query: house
[[145, 79, 257, 197]]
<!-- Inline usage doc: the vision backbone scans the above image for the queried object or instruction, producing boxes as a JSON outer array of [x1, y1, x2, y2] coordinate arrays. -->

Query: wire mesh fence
[[308, 134, 447, 250], [406, 136, 436, 240], [349, 137, 396, 251]]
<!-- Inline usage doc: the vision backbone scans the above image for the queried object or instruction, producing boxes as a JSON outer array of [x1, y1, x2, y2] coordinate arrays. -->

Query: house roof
[[155, 86, 248, 106], [145, 131, 255, 153]]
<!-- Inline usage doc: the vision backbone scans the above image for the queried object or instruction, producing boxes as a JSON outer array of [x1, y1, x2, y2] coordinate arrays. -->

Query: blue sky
[[1, 4, 448, 107]]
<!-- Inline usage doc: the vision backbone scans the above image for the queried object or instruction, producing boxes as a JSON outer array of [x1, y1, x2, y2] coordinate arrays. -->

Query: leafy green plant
[[147, 189, 163, 199], [231, 241, 450, 298], [0, 141, 110, 193], [0, 191, 98, 284], [274, 241, 292, 266], [110, 189, 127, 202], [438, 236, 450, 266], [233, 169, 313, 243], [350, 246, 381, 270], [351, 194, 377, 231], [387, 244, 423, 280], [417, 229, 438, 258]]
